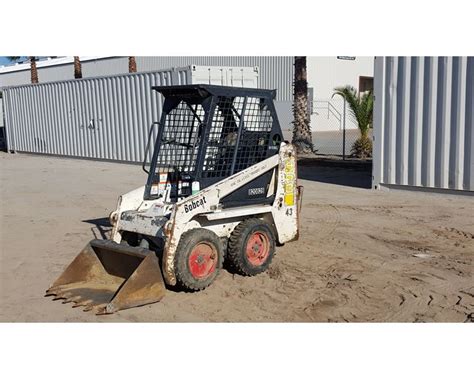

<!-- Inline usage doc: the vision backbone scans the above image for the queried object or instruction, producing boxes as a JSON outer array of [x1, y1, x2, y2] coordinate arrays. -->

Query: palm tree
[[8, 56, 39, 84], [292, 56, 313, 154], [333, 85, 374, 158], [74, 56, 82, 79], [128, 57, 137, 73]]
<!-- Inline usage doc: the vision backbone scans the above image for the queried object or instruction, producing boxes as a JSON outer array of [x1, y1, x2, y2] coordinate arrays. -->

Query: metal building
[[373, 56, 473, 193], [0, 97, 3, 127], [0, 56, 295, 129], [2, 66, 259, 162], [0, 97, 4, 149]]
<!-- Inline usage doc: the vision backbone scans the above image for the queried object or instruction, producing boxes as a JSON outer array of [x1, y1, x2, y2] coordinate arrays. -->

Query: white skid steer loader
[[46, 85, 303, 314]]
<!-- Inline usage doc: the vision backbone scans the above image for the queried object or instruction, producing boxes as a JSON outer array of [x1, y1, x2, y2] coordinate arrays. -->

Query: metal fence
[[310, 98, 363, 158]]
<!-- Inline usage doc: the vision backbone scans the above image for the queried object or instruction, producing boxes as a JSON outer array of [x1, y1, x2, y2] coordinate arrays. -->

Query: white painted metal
[[373, 57, 474, 192], [177, 65, 258, 88], [109, 143, 300, 286]]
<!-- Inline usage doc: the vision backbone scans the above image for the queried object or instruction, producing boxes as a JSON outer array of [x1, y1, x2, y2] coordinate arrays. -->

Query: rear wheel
[[174, 228, 224, 291], [227, 218, 276, 276]]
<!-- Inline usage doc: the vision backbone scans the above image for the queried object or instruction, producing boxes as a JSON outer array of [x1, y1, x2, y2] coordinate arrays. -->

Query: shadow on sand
[[82, 217, 112, 240], [297, 157, 372, 189]]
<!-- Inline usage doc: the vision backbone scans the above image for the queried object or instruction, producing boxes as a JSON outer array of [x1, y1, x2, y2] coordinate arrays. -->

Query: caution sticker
[[283, 159, 295, 206]]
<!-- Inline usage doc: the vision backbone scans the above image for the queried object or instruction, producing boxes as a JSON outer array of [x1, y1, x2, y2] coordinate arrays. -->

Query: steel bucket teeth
[[52, 291, 73, 301], [62, 296, 82, 304], [45, 239, 167, 315], [83, 303, 107, 313], [45, 287, 60, 296], [72, 299, 94, 308]]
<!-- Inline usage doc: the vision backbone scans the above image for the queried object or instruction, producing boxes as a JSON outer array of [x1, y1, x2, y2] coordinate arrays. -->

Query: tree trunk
[[29, 57, 38, 84], [292, 56, 313, 154], [74, 56, 82, 79], [128, 57, 137, 73]]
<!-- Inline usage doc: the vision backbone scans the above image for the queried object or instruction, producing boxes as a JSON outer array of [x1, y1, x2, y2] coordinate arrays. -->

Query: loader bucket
[[45, 239, 166, 315]]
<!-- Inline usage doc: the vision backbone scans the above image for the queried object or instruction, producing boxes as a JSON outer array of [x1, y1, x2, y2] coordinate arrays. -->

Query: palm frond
[[333, 85, 373, 138]]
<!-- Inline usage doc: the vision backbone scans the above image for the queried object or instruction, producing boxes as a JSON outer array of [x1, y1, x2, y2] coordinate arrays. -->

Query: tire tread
[[227, 218, 275, 276]]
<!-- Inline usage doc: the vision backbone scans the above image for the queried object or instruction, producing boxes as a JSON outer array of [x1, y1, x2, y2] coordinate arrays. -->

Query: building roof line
[[0, 56, 115, 74]]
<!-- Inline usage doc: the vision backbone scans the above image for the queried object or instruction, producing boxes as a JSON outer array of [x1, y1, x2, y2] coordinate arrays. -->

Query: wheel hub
[[188, 243, 217, 279], [246, 232, 270, 266]]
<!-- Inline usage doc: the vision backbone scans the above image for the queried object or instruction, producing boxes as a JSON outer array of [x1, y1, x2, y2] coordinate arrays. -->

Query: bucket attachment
[[45, 239, 166, 315]]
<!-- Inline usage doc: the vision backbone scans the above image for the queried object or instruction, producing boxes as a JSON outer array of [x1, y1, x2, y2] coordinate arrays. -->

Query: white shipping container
[[177, 65, 259, 88], [373, 56, 473, 193]]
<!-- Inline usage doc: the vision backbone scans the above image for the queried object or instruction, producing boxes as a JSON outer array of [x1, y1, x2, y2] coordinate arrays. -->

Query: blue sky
[[0, 56, 28, 66], [0, 57, 15, 66]]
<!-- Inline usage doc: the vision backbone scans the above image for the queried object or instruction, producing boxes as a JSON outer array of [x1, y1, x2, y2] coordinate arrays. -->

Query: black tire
[[174, 228, 224, 291], [227, 218, 276, 276]]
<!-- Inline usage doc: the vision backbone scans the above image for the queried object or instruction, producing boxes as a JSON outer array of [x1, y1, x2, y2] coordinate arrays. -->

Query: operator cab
[[143, 85, 283, 206]]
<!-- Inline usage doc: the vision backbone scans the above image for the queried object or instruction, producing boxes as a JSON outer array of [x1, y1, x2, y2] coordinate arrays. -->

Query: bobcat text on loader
[[46, 84, 303, 314]]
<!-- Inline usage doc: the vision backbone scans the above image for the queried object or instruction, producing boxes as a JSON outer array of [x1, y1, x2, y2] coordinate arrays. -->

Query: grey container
[[2, 65, 259, 163], [373, 56, 474, 192], [0, 97, 4, 128]]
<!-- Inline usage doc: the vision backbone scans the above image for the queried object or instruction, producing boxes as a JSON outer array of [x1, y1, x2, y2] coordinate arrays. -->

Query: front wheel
[[227, 218, 276, 276], [174, 228, 224, 291]]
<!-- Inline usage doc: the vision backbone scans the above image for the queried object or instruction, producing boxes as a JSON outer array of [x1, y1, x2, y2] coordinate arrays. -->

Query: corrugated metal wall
[[3, 70, 182, 162], [0, 57, 294, 101], [0, 69, 32, 87], [0, 59, 129, 87], [0, 98, 4, 127], [0, 64, 76, 87], [0, 56, 294, 129], [3, 66, 263, 163], [135, 57, 294, 128], [373, 56, 474, 192], [82, 57, 129, 78]]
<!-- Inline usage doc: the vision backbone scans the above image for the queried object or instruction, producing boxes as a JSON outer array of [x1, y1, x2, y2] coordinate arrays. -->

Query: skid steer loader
[[46, 84, 302, 314]]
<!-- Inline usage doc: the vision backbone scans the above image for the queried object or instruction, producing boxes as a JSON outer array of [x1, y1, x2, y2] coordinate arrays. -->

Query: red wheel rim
[[188, 243, 218, 279], [246, 231, 270, 266]]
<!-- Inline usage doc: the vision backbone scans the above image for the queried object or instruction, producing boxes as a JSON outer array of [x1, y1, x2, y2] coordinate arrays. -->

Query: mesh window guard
[[202, 96, 273, 178], [155, 101, 205, 174]]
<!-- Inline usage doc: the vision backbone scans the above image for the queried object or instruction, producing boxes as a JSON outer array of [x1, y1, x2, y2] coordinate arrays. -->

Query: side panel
[[373, 56, 473, 192], [220, 170, 275, 207], [270, 144, 299, 244], [162, 152, 281, 285]]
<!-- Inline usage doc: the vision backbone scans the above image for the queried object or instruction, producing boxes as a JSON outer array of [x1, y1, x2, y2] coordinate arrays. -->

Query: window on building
[[359, 76, 374, 93]]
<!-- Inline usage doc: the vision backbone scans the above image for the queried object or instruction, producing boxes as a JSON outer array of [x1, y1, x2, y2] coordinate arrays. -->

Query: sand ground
[[0, 153, 472, 322]]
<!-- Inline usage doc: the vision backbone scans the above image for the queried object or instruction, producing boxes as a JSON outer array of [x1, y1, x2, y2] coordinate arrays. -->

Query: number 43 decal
[[286, 208, 293, 216]]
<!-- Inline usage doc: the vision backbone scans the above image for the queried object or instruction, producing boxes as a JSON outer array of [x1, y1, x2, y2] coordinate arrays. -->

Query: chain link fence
[[309, 98, 371, 159]]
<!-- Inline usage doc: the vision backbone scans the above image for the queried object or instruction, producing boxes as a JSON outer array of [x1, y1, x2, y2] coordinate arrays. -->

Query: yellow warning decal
[[283, 158, 295, 206]]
